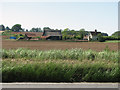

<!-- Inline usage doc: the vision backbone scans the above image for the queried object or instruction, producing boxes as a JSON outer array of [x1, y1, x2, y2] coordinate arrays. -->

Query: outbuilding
[[42, 29, 62, 40]]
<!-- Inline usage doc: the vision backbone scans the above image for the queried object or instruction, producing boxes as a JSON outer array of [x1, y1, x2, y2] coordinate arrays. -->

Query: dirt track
[[2, 40, 119, 51]]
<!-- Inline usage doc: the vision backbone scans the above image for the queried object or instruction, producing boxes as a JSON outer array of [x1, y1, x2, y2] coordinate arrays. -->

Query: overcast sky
[[0, 0, 119, 35]]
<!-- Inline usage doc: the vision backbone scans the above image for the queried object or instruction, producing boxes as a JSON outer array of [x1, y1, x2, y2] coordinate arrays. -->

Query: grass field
[[2, 48, 119, 82], [105, 40, 120, 43]]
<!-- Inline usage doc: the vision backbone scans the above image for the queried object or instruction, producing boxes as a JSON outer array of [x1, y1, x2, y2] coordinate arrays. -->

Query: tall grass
[[2, 48, 119, 61], [2, 48, 119, 82], [2, 61, 119, 82]]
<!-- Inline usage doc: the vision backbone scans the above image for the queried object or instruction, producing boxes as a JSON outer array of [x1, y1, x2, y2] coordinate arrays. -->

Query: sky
[[0, 0, 119, 35]]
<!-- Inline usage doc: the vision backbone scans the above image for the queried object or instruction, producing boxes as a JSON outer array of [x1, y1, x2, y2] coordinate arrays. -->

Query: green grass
[[105, 40, 120, 43], [2, 48, 120, 82], [2, 59, 119, 82], [2, 48, 119, 61]]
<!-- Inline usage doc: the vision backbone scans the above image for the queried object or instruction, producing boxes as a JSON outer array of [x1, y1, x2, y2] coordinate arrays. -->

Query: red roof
[[11, 32, 26, 35], [25, 33, 36, 37]]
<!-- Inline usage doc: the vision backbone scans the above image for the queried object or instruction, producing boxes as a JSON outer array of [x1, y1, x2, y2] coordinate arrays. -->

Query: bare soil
[[2, 40, 119, 51]]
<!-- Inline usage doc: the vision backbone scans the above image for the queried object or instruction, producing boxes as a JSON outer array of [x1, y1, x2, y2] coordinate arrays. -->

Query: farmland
[[1, 40, 119, 82], [2, 40, 119, 51]]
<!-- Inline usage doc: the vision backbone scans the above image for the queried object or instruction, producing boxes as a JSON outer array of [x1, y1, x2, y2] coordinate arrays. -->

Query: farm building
[[24, 32, 42, 40], [10, 32, 43, 40], [42, 29, 62, 40], [83, 30, 101, 41], [6, 27, 62, 40], [24, 33, 37, 40]]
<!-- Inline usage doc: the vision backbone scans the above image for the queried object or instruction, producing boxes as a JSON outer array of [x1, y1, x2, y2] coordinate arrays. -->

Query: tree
[[101, 33, 108, 36], [20, 28, 25, 32], [26, 29, 28, 32], [5, 26, 10, 30], [11, 24, 22, 32], [79, 29, 86, 40], [43, 27, 50, 31], [111, 31, 120, 37], [62, 28, 70, 36], [76, 35, 81, 40], [98, 34, 105, 42], [62, 28, 88, 40], [30, 28, 42, 32], [37, 28, 42, 32], [0, 25, 5, 31]]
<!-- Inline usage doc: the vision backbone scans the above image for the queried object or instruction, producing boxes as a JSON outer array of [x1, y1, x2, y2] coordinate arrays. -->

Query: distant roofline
[[44, 29, 61, 31]]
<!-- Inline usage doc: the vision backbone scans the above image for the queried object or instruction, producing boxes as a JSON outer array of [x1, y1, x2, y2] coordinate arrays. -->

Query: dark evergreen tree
[[5, 26, 10, 30], [0, 25, 5, 31]]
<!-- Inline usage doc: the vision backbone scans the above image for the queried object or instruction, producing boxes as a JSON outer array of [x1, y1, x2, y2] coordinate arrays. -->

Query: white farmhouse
[[84, 30, 101, 41]]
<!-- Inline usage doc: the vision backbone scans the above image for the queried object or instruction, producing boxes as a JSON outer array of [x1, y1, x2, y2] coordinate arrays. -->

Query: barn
[[24, 33, 37, 40], [10, 32, 43, 40], [9, 28, 62, 40], [42, 29, 62, 40], [24, 32, 43, 40]]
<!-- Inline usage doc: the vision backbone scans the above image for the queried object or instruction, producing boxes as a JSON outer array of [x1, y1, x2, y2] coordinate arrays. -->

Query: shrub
[[103, 36, 120, 40], [98, 34, 105, 42]]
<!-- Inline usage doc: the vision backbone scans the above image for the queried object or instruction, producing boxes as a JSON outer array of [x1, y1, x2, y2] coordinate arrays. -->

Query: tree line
[[0, 24, 42, 32], [0, 24, 120, 41]]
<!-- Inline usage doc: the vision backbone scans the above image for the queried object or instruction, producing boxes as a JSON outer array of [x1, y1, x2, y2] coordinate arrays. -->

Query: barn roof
[[45, 32, 62, 36], [43, 30, 62, 36], [11, 32, 26, 35], [41, 36, 50, 39], [90, 32, 101, 36], [11, 32, 43, 37], [25, 33, 36, 37]]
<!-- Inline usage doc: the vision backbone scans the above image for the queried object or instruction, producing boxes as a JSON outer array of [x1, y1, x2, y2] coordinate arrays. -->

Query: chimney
[[95, 29, 97, 33]]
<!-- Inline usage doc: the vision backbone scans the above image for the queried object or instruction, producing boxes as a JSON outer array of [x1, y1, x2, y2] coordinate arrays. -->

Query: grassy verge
[[105, 40, 120, 43], [2, 48, 119, 82]]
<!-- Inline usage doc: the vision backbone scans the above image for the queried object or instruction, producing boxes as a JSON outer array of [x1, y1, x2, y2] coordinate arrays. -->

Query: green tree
[[111, 31, 120, 37], [43, 27, 50, 31], [76, 35, 81, 40], [30, 28, 42, 32], [0, 25, 5, 31], [62, 28, 70, 35], [64, 28, 70, 32], [98, 34, 105, 42], [5, 26, 10, 30], [79, 29, 86, 40], [11, 24, 22, 32], [101, 33, 108, 36]]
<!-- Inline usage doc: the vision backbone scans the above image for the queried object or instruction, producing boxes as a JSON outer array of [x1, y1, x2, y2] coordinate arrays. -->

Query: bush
[[98, 34, 105, 42], [103, 36, 120, 40]]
